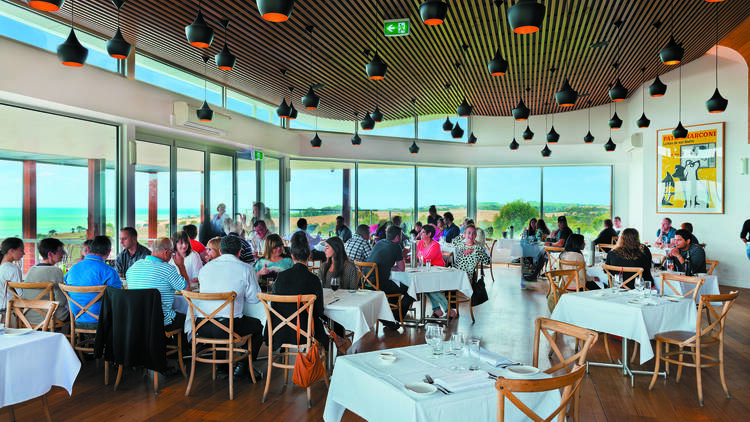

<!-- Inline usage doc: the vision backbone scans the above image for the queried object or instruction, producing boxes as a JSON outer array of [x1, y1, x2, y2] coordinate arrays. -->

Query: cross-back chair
[[486, 238, 498, 282], [544, 269, 581, 312], [596, 244, 616, 254], [447, 262, 480, 324], [59, 284, 106, 361], [660, 273, 705, 302], [558, 260, 587, 290], [705, 259, 718, 275], [4, 299, 58, 332], [599, 265, 644, 362], [6, 282, 66, 333], [544, 246, 565, 273], [354, 261, 404, 330]]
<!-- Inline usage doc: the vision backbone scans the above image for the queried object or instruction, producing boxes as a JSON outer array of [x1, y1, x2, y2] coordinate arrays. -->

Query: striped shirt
[[126, 256, 187, 325], [227, 232, 255, 265]]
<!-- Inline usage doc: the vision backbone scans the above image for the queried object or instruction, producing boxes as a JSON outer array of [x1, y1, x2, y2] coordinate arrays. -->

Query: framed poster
[[656, 122, 724, 214]]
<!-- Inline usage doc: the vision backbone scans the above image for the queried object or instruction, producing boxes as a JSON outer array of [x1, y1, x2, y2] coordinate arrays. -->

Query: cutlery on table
[[424, 374, 452, 394], [496, 362, 520, 369], [328, 298, 341, 305]]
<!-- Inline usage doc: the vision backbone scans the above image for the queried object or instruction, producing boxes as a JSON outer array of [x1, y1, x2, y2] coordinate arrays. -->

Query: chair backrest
[[693, 291, 739, 347], [59, 284, 107, 323], [487, 239, 497, 259], [181, 290, 239, 342], [354, 261, 379, 290], [5, 299, 58, 331], [257, 293, 317, 351], [705, 259, 718, 275], [558, 260, 586, 288], [495, 364, 587, 422], [611, 236, 619, 244], [544, 246, 565, 272], [545, 269, 580, 309], [651, 254, 667, 267], [600, 264, 643, 290], [532, 317, 598, 375], [7, 282, 54, 322], [660, 273, 705, 301], [597, 244, 616, 254]]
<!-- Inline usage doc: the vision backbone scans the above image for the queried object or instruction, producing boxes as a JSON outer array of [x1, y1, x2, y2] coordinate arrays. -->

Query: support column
[[87, 159, 106, 239], [22, 161, 37, 272], [342, 168, 351, 227], [148, 172, 158, 240]]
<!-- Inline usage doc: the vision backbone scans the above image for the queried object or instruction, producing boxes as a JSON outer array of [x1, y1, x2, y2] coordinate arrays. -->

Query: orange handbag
[[292, 295, 325, 388]]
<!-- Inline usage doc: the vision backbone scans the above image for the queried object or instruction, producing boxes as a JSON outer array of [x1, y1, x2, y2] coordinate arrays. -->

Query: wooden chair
[[4, 299, 58, 331], [705, 259, 718, 275], [182, 290, 255, 401], [649, 291, 739, 406], [447, 263, 480, 324], [544, 269, 581, 312], [558, 260, 587, 290], [532, 318, 599, 421], [257, 293, 329, 407], [486, 238, 498, 282], [59, 284, 106, 361], [652, 254, 667, 267], [544, 246, 565, 273], [611, 236, 619, 244], [599, 265, 644, 362], [596, 244, 616, 254], [495, 364, 587, 422], [660, 273, 705, 301], [6, 282, 66, 333], [354, 261, 404, 330]]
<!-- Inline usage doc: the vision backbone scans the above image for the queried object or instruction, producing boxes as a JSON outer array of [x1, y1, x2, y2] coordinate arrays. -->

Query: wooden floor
[[4, 267, 750, 421]]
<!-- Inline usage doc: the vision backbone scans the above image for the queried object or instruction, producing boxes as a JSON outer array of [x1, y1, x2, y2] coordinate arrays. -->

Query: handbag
[[292, 295, 326, 388], [471, 276, 489, 307]]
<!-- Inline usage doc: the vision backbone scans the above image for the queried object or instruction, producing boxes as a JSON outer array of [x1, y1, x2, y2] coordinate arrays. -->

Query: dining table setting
[[390, 266, 472, 324]]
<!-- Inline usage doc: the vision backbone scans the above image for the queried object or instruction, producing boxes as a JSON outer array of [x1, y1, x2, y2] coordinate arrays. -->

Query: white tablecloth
[[323, 344, 560, 422], [496, 239, 523, 258], [322, 289, 394, 344], [586, 266, 720, 303], [550, 290, 697, 364], [0, 331, 80, 407], [391, 267, 472, 299]]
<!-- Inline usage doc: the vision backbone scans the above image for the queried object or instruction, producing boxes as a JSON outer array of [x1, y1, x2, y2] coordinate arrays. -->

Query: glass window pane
[[290, 160, 354, 236], [418, 167, 467, 225], [542, 166, 611, 237], [37, 163, 89, 240], [226, 89, 281, 126], [0, 160, 23, 239], [289, 113, 349, 133], [367, 117, 415, 138], [135, 141, 170, 242], [210, 154, 233, 227], [262, 158, 280, 233], [357, 164, 414, 228], [237, 157, 257, 227], [177, 148, 204, 233], [418, 115, 468, 142], [477, 168, 541, 237], [135, 53, 222, 105]]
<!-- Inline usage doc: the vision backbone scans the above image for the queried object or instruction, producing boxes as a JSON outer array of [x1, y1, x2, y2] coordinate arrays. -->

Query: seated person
[[126, 237, 188, 331], [656, 217, 676, 246], [1, 238, 25, 312], [291, 218, 325, 262], [267, 231, 327, 348], [226, 220, 254, 264], [592, 219, 618, 246], [23, 238, 70, 325], [182, 224, 207, 263], [433, 218, 445, 241], [170, 230, 203, 289], [254, 234, 293, 284], [335, 215, 352, 243], [524, 218, 538, 239], [345, 224, 372, 263], [605, 228, 653, 289], [443, 212, 460, 243], [197, 235, 264, 379], [318, 237, 359, 290], [680, 222, 700, 245], [536, 219, 551, 239], [452, 225, 491, 285], [63, 235, 122, 329], [613, 216, 623, 234], [250, 220, 270, 258], [366, 225, 414, 329], [416, 225, 450, 318], [115, 226, 151, 277], [559, 234, 601, 291], [76, 239, 92, 265], [409, 221, 423, 238], [545, 216, 572, 247], [205, 237, 222, 262], [669, 229, 707, 274]]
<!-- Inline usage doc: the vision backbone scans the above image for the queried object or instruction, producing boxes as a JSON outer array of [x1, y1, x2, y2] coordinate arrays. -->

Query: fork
[[424, 374, 452, 394]]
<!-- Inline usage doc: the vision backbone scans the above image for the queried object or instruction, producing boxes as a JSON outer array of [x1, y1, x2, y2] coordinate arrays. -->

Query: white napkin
[[479, 348, 515, 367], [433, 370, 492, 392]]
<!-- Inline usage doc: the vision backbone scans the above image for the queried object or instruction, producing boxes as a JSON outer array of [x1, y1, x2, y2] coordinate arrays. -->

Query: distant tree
[[492, 200, 539, 235], [48, 229, 57, 237], [76, 225, 86, 233]]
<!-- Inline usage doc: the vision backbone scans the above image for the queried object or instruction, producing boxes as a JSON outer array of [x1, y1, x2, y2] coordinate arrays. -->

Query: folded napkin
[[433, 370, 492, 392], [479, 348, 515, 367]]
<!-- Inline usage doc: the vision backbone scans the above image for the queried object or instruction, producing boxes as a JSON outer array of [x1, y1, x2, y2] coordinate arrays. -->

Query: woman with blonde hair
[[254, 234, 293, 282], [205, 237, 222, 262], [605, 228, 653, 289]]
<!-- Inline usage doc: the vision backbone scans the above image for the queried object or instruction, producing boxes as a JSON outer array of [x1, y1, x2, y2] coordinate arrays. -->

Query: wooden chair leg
[[185, 340, 197, 397], [229, 354, 234, 401], [676, 346, 684, 383], [283, 353, 289, 385], [468, 301, 475, 324], [489, 263, 495, 283], [113, 365, 123, 391], [719, 339, 730, 398], [665, 343, 670, 375], [41, 394, 52, 422], [306, 386, 312, 409], [649, 340, 661, 391], [153, 370, 159, 394], [7, 406, 16, 422], [262, 351, 273, 403], [696, 357, 703, 406], [397, 298, 404, 329], [176, 333, 187, 378], [104, 361, 109, 385], [212, 349, 216, 380], [630, 342, 639, 364], [248, 349, 257, 385]]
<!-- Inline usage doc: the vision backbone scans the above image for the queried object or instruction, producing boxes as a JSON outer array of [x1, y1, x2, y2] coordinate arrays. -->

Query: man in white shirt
[[197, 235, 263, 380]]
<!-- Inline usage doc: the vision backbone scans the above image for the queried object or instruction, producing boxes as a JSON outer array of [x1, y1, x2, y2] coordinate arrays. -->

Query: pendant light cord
[[678, 65, 682, 120], [714, 3, 719, 89], [71, 0, 74, 28], [203, 60, 207, 101]]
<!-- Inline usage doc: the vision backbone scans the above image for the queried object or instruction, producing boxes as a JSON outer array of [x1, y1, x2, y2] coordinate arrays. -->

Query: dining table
[[323, 344, 561, 422], [390, 267, 472, 325]]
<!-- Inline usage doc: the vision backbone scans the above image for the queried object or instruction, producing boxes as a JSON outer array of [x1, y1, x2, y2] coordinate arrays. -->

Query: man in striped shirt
[[227, 220, 255, 265], [126, 237, 188, 331]]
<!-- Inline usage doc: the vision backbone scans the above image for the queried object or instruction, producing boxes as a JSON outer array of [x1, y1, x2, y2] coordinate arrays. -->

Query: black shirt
[[593, 227, 618, 246], [741, 219, 750, 241], [558, 226, 573, 244], [444, 224, 460, 243], [115, 243, 151, 276], [605, 246, 654, 288], [269, 263, 326, 347], [427, 215, 439, 226], [366, 240, 403, 285]]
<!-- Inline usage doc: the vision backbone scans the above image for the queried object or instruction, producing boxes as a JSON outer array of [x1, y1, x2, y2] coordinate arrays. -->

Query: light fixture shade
[[509, 138, 520, 150], [366, 52, 388, 80], [512, 99, 530, 121], [57, 28, 88, 67], [555, 78, 578, 107], [360, 112, 375, 130], [456, 99, 473, 117], [28, 0, 64, 12], [442, 116, 453, 131], [507, 0, 546, 34], [468, 132, 477, 144], [583, 131, 595, 144], [541, 144, 552, 157], [106, 27, 131, 59], [215, 43, 236, 70], [276, 98, 290, 118], [451, 122, 465, 139], [546, 125, 560, 143], [609, 78, 628, 101], [487, 48, 508, 76], [351, 133, 362, 146], [257, 0, 295, 22], [310, 132, 322, 148], [649, 75, 667, 97], [604, 137, 617, 151], [672, 121, 688, 139], [522, 125, 534, 140], [196, 100, 214, 121], [185, 9, 214, 48], [371, 106, 384, 122], [706, 88, 728, 113], [419, 0, 448, 26], [636, 113, 651, 128], [288, 103, 298, 119], [660, 35, 684, 65], [302, 86, 320, 109], [409, 140, 420, 154], [609, 112, 623, 129]]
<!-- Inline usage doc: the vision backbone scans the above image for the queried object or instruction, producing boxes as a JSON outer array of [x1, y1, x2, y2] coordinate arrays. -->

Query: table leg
[[587, 337, 666, 388]]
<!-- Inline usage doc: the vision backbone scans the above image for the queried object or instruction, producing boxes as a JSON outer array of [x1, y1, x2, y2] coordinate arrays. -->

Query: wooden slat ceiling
[[20, 0, 750, 122]]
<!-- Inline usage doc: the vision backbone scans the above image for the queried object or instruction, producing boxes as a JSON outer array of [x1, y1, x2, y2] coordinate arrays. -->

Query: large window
[[135, 53, 222, 105], [418, 167, 467, 224], [226, 89, 281, 126], [542, 166, 611, 236], [210, 153, 233, 224], [367, 117, 415, 139], [134, 141, 170, 241], [262, 157, 281, 233], [289, 113, 349, 133], [176, 148, 204, 231], [290, 160, 354, 235], [358, 164, 414, 228], [418, 115, 468, 142], [0, 159, 23, 239], [477, 168, 541, 237]]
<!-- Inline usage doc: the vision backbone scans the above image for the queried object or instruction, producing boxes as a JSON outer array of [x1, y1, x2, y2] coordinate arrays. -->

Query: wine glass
[[331, 277, 340, 298], [613, 273, 623, 293], [425, 324, 443, 357], [635, 276, 644, 296]]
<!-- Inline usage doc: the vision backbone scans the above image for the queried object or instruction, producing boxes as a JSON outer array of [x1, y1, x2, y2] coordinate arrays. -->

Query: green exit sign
[[384, 18, 410, 37], [254, 150, 264, 161]]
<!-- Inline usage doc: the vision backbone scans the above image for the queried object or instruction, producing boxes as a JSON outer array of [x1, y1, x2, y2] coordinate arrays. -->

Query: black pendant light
[[513, 99, 530, 121], [555, 78, 578, 107], [287, 87, 298, 119], [455, 47, 474, 117], [366, 52, 388, 80], [636, 68, 651, 128], [185, 1, 214, 48], [107, 0, 131, 60], [660, 35, 684, 66], [57, 0, 88, 67], [584, 100, 595, 143], [310, 132, 322, 148], [276, 69, 291, 118], [541, 144, 552, 157], [371, 106, 383, 123], [301, 26, 321, 110], [442, 116, 453, 131], [523, 124, 534, 141], [706, 3, 728, 113], [547, 125, 560, 143], [468, 132, 477, 145], [257, 0, 295, 22], [409, 140, 421, 154], [672, 65, 688, 140], [28, 0, 64, 12], [609, 78, 627, 102], [609, 112, 622, 129], [637, 113, 651, 129], [604, 137, 617, 151], [215, 19, 236, 70], [351, 113, 362, 146], [419, 0, 448, 26], [510, 138, 520, 150], [360, 112, 375, 131], [451, 121, 464, 139], [507, 0, 545, 34], [488, 49, 508, 76], [649, 75, 667, 97], [196, 56, 213, 121]]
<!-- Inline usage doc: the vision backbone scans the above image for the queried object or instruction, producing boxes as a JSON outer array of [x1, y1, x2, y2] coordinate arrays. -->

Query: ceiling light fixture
[[507, 0, 545, 34], [409, 98, 420, 154], [649, 75, 667, 97], [288, 86, 298, 119], [510, 118, 519, 150], [185, 0, 214, 48], [419, 0, 448, 26], [584, 100, 595, 143], [351, 112, 362, 146], [196, 55, 213, 121], [636, 67, 651, 128], [523, 123, 534, 141], [706, 2, 728, 113], [215, 19, 237, 70], [547, 114, 560, 144], [673, 65, 688, 140], [604, 137, 617, 151], [301, 25, 321, 110], [608, 21, 628, 101], [107, 0, 131, 60], [442, 116, 453, 131], [310, 92, 322, 148], [371, 106, 383, 123], [360, 112, 375, 131], [451, 121, 465, 139], [660, 1, 684, 65], [57, 0, 88, 67], [257, 0, 295, 23], [468, 131, 477, 145], [541, 144, 551, 157], [555, 78, 578, 107], [276, 69, 291, 118], [409, 140, 421, 154], [27, 0, 64, 12], [488, 49, 508, 76], [609, 101, 622, 129]]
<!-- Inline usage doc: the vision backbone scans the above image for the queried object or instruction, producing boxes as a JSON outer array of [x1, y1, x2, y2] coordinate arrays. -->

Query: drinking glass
[[331, 277, 340, 298], [635, 276, 644, 295], [425, 259, 432, 269], [468, 337, 481, 370], [451, 333, 465, 354], [425, 324, 443, 357], [612, 273, 622, 293], [644, 279, 652, 298]]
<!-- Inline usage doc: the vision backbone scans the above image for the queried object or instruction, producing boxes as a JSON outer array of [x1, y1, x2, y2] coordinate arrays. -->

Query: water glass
[[612, 273, 623, 292], [644, 279, 652, 298], [468, 337, 481, 370], [425, 324, 444, 357], [425, 259, 432, 269], [634, 276, 644, 295], [451, 333, 465, 355]]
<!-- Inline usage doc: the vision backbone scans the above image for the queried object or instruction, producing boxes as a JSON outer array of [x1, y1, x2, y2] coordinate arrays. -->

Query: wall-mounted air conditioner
[[171, 101, 231, 136]]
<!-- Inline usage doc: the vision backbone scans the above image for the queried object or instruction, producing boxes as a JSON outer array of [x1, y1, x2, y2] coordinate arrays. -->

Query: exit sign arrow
[[383, 18, 410, 37]]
